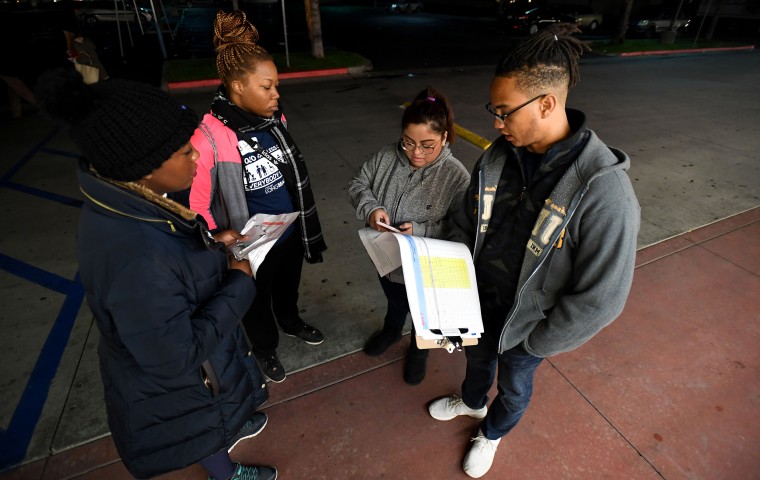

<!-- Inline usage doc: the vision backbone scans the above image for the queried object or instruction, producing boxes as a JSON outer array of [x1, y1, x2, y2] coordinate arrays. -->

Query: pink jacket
[[189, 114, 249, 232]]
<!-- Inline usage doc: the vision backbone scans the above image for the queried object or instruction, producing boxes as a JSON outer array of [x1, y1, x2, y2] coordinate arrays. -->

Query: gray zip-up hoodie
[[347, 142, 470, 281], [450, 130, 640, 357]]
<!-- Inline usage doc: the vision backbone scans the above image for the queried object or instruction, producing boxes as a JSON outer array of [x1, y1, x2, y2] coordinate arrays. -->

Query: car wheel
[[589, 20, 598, 30], [529, 23, 539, 35], [645, 25, 656, 38], [85, 15, 98, 25]]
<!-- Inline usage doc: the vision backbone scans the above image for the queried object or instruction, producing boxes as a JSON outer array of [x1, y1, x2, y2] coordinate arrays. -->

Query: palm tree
[[613, 0, 635, 44], [305, 0, 324, 59]]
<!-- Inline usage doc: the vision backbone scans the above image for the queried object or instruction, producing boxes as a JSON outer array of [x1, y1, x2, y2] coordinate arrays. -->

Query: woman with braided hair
[[190, 11, 327, 384], [347, 86, 469, 385], [428, 23, 640, 477]]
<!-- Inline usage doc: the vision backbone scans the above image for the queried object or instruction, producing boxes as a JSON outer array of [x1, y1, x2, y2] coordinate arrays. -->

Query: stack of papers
[[232, 212, 299, 277]]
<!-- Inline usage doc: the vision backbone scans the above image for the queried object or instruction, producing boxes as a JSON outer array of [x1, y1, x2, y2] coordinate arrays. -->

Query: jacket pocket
[[538, 241, 573, 297], [200, 360, 220, 397]]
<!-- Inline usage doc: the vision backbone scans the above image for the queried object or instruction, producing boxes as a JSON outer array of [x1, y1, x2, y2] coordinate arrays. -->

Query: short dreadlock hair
[[495, 23, 590, 101], [213, 10, 273, 86]]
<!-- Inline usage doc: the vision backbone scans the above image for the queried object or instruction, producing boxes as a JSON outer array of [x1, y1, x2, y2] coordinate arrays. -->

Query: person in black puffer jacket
[[34, 68, 277, 480]]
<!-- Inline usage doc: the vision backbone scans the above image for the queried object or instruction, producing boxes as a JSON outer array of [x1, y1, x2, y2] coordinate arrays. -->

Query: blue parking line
[[0, 128, 59, 185], [0, 127, 87, 471], [0, 254, 74, 295], [0, 272, 84, 470], [38, 147, 82, 159], [4, 181, 83, 208]]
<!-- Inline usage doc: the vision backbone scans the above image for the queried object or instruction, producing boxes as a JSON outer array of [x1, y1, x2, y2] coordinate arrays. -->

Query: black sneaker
[[257, 354, 286, 383], [363, 330, 402, 357], [227, 412, 268, 453], [283, 322, 324, 345], [403, 352, 428, 385]]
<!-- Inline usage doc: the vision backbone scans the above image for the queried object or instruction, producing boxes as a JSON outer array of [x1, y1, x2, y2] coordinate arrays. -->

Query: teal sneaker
[[227, 412, 268, 453], [231, 464, 278, 480], [208, 464, 278, 480]]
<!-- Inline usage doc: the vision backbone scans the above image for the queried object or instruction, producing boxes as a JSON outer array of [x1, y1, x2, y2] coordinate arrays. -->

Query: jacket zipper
[[391, 170, 415, 222], [80, 187, 178, 232], [497, 183, 590, 353]]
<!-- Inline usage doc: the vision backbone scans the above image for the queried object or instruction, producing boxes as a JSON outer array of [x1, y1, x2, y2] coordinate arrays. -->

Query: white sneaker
[[463, 430, 501, 478], [428, 395, 487, 421]]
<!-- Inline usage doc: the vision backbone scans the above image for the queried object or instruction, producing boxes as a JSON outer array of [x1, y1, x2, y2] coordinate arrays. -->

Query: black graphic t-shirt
[[239, 130, 295, 241]]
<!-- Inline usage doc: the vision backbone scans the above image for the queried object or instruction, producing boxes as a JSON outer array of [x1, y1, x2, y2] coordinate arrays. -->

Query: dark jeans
[[378, 275, 427, 357], [242, 232, 304, 357], [461, 335, 543, 440]]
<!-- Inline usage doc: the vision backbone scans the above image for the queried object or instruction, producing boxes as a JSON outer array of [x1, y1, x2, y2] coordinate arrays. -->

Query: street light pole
[[148, 0, 167, 59], [669, 0, 685, 31], [693, 0, 713, 46], [281, 0, 290, 67]]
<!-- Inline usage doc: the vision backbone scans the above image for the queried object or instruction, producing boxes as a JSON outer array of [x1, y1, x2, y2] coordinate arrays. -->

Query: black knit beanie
[[35, 68, 198, 181]]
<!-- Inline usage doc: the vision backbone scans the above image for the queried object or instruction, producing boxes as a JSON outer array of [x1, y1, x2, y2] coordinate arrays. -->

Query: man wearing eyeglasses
[[428, 24, 640, 478]]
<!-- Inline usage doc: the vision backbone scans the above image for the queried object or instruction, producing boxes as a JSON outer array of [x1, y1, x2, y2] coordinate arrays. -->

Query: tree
[[612, 0, 635, 44], [304, 0, 324, 59]]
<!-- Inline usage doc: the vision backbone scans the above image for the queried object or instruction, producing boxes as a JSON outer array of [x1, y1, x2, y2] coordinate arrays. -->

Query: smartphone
[[376, 221, 401, 233]]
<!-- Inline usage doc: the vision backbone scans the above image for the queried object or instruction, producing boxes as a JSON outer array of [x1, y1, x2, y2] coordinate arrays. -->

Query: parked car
[[74, 1, 152, 25], [558, 4, 603, 31], [180, 0, 230, 8], [387, 1, 423, 13], [500, 6, 575, 35], [629, 6, 691, 37]]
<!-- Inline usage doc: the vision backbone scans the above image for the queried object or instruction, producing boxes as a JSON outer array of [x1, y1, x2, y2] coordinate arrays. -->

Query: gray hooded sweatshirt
[[347, 142, 470, 281], [450, 129, 640, 357]]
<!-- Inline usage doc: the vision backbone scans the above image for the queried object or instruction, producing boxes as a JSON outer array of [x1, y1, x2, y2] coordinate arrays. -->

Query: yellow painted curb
[[455, 124, 491, 150]]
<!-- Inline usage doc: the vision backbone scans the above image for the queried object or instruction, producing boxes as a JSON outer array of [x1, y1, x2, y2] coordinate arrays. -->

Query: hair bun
[[35, 68, 95, 126], [214, 10, 260, 51]]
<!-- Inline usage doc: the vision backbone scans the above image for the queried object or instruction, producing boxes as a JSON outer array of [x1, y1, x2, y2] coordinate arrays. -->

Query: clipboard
[[415, 336, 478, 351]]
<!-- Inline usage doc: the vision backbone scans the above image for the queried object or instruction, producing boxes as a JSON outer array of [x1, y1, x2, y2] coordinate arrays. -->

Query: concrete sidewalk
[[5, 207, 760, 479], [1, 50, 759, 478]]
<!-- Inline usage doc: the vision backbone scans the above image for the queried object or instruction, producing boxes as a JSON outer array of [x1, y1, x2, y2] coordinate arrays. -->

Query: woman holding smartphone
[[347, 86, 470, 385]]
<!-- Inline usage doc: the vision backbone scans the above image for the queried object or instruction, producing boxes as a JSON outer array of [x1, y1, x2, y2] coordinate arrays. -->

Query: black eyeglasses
[[485, 94, 546, 123]]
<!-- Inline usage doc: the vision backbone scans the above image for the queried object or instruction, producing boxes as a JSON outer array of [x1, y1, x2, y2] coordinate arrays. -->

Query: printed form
[[232, 212, 299, 277], [358, 229, 483, 340]]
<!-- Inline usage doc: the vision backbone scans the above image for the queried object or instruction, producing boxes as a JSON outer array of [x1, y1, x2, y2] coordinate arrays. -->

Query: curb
[[163, 43, 754, 92], [619, 45, 755, 57], [166, 62, 373, 92], [455, 124, 491, 150]]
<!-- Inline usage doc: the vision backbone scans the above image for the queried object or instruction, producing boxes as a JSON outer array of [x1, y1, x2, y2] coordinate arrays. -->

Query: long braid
[[496, 23, 589, 94], [213, 10, 272, 85]]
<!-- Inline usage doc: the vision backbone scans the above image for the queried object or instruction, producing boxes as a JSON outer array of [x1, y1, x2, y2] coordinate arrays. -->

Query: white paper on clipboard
[[357, 228, 483, 341]]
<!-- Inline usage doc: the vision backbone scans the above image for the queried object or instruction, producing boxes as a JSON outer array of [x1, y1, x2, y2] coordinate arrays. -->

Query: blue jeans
[[461, 336, 543, 441]]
